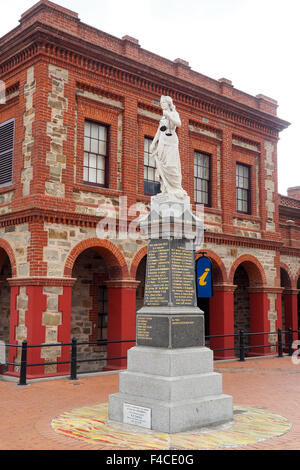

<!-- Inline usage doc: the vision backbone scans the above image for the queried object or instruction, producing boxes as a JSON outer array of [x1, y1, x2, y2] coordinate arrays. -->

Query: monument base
[[136, 313, 205, 349], [109, 346, 233, 434]]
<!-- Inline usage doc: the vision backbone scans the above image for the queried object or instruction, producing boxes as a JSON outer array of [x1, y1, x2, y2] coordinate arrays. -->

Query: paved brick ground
[[0, 355, 300, 450]]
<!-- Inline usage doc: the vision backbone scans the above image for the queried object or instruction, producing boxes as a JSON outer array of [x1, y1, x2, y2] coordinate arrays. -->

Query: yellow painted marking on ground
[[51, 404, 291, 450]]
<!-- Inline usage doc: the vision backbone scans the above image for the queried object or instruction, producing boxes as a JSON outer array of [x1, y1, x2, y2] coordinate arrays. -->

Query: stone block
[[119, 370, 222, 401], [109, 393, 233, 434], [127, 346, 214, 377]]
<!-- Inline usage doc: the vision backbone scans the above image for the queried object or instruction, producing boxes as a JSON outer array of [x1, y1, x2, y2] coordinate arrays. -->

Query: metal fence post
[[18, 340, 28, 386], [239, 330, 245, 362], [70, 338, 78, 381], [278, 328, 283, 358], [288, 328, 293, 357]]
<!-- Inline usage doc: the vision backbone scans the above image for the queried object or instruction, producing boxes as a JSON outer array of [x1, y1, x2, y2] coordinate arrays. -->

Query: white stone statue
[[150, 96, 187, 199]]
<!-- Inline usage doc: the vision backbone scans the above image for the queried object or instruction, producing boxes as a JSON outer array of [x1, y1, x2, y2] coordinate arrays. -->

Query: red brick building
[[0, 0, 297, 378]]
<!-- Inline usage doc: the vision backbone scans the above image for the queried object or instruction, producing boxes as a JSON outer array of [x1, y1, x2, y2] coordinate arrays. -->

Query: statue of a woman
[[150, 96, 187, 199]]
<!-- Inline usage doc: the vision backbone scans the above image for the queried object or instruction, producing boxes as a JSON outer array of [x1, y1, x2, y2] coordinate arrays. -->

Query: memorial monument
[[108, 96, 233, 433]]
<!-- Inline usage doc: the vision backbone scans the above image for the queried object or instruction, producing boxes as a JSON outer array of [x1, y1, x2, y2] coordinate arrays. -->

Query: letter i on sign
[[196, 255, 213, 298]]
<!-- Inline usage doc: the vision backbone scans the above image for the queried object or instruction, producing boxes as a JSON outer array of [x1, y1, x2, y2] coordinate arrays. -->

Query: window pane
[[91, 139, 98, 154], [97, 170, 105, 185], [89, 168, 96, 183], [149, 156, 156, 169], [91, 123, 98, 139], [89, 155, 97, 168], [84, 121, 91, 137], [148, 168, 154, 181], [202, 193, 208, 205], [99, 125, 107, 140], [84, 137, 90, 152], [83, 167, 89, 181], [97, 155, 105, 170], [99, 141, 106, 155]]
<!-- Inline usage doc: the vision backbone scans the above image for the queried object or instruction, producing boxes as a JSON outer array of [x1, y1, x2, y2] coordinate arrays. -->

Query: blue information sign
[[196, 256, 213, 298]]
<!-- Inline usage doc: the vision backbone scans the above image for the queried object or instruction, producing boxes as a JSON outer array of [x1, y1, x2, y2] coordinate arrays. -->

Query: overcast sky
[[1, 0, 299, 195]]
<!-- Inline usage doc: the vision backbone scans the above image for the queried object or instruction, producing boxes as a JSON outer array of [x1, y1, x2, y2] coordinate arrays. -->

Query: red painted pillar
[[7, 285, 19, 374], [284, 289, 299, 343], [57, 283, 76, 375], [209, 285, 236, 360], [0, 281, 3, 374], [105, 280, 139, 371], [248, 289, 270, 356], [7, 278, 75, 379]]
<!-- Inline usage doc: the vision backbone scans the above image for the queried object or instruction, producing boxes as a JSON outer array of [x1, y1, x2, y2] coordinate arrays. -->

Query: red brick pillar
[[221, 129, 234, 234], [7, 278, 75, 379], [209, 284, 237, 360], [248, 288, 272, 356], [105, 280, 139, 371]]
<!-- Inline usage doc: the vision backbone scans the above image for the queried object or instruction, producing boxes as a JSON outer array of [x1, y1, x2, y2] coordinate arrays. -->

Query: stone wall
[[264, 141, 276, 232], [233, 218, 261, 239], [204, 242, 276, 287], [0, 225, 30, 277], [41, 286, 63, 374], [0, 191, 15, 215], [43, 220, 147, 278], [21, 66, 35, 197], [14, 286, 28, 371], [45, 65, 68, 199], [280, 254, 300, 283]]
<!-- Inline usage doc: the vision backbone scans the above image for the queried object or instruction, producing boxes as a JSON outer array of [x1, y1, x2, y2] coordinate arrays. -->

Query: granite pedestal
[[108, 194, 233, 433]]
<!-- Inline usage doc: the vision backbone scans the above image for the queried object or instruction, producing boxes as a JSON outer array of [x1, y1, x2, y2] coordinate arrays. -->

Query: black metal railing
[[2, 339, 135, 386], [1, 328, 299, 386], [206, 327, 299, 363]]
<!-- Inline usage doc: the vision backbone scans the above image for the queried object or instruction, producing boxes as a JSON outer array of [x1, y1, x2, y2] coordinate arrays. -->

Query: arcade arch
[[230, 256, 265, 357], [68, 240, 130, 373]]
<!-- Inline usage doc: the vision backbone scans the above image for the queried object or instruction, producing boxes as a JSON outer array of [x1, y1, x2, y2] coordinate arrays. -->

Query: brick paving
[[1, 356, 300, 450]]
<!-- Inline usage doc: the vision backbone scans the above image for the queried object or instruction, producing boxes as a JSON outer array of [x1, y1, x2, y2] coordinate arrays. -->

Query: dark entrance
[[197, 297, 210, 347]]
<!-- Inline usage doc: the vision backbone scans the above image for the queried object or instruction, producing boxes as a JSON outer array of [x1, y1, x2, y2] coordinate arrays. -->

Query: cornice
[[280, 246, 300, 257], [204, 231, 283, 251], [0, 207, 102, 229], [279, 195, 300, 220], [8, 277, 77, 287], [279, 206, 300, 219], [247, 286, 284, 294], [0, 24, 290, 138], [105, 280, 140, 289], [0, 208, 284, 251]]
